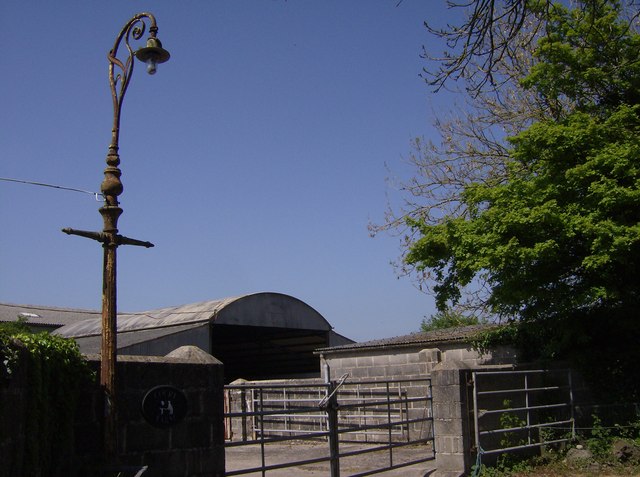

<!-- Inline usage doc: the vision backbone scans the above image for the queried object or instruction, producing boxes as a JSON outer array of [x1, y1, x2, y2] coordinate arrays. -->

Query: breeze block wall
[[1, 345, 225, 477], [320, 344, 517, 382], [75, 350, 225, 477], [430, 366, 475, 477]]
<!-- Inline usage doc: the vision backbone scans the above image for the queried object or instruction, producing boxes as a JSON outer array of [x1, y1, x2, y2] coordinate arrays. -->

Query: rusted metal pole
[[62, 13, 168, 463], [99, 211, 121, 459], [101, 242, 118, 457], [98, 13, 168, 460], [99, 114, 124, 457]]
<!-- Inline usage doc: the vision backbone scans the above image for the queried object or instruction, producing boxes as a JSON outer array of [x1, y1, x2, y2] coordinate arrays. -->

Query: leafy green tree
[[420, 309, 480, 332], [404, 1, 640, 399]]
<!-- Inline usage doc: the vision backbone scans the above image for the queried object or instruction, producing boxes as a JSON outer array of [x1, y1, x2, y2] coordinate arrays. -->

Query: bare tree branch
[[422, 0, 548, 95]]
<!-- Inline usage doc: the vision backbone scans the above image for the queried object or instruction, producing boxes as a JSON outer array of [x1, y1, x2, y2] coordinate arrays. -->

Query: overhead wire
[[0, 177, 104, 201]]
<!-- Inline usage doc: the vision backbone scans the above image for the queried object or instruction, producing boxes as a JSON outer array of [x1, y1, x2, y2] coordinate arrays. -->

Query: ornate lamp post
[[62, 13, 170, 460]]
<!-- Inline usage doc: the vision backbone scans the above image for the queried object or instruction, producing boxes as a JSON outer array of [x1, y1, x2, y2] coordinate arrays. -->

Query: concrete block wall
[[320, 342, 518, 476], [1, 347, 226, 477], [443, 345, 517, 369], [322, 343, 517, 384], [431, 367, 474, 477], [75, 353, 226, 477], [321, 347, 442, 440], [321, 348, 434, 381]]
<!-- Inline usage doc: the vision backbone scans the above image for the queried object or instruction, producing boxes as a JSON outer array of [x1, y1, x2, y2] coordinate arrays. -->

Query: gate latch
[[319, 373, 349, 408]]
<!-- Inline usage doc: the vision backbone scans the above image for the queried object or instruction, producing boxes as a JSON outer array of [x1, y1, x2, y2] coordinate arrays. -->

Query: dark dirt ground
[[225, 441, 436, 476]]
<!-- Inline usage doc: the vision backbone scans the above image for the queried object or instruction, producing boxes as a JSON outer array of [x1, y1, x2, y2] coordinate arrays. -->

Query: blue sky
[[0, 1, 461, 342]]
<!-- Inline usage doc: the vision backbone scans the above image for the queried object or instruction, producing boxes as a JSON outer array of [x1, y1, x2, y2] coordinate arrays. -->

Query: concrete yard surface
[[225, 441, 436, 476]]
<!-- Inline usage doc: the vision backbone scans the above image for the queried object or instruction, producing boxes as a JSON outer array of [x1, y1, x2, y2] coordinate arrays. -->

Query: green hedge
[[1, 328, 94, 476]]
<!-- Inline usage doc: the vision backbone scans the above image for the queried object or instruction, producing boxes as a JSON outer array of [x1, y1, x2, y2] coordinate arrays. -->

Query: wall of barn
[[319, 343, 518, 381], [119, 324, 211, 357]]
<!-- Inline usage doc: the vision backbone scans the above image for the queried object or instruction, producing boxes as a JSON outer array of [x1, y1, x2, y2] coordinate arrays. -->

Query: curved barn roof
[[55, 292, 332, 339]]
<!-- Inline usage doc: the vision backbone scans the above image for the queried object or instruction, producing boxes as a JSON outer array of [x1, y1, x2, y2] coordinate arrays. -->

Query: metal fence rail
[[225, 381, 331, 447], [472, 369, 575, 459], [224, 377, 434, 476], [333, 379, 435, 477]]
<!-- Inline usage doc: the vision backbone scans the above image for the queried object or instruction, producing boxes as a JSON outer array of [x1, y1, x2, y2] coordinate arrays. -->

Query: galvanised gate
[[471, 369, 575, 468], [224, 376, 435, 476]]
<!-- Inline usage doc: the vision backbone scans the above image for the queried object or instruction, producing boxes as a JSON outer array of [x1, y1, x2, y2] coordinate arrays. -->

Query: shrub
[[1, 330, 94, 476]]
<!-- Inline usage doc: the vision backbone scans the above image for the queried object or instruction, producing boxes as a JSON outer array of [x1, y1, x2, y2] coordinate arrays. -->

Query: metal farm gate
[[471, 369, 575, 466], [224, 377, 435, 476]]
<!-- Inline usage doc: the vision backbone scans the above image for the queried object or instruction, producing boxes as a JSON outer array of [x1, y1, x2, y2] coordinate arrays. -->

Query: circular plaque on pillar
[[141, 385, 188, 428]]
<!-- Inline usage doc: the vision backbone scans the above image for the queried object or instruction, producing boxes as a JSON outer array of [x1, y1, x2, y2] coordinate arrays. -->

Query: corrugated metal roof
[[55, 296, 243, 338], [0, 302, 100, 327], [54, 292, 333, 339], [316, 324, 497, 354]]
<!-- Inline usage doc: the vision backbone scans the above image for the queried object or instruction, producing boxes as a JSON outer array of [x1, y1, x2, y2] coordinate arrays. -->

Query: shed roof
[[0, 302, 99, 328], [55, 292, 332, 339], [316, 324, 497, 354]]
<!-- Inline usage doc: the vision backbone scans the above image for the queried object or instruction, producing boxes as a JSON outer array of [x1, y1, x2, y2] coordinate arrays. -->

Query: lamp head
[[135, 37, 170, 75]]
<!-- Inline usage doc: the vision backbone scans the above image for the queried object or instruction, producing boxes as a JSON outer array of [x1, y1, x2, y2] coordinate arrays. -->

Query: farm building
[[0, 292, 352, 382], [316, 325, 518, 381]]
